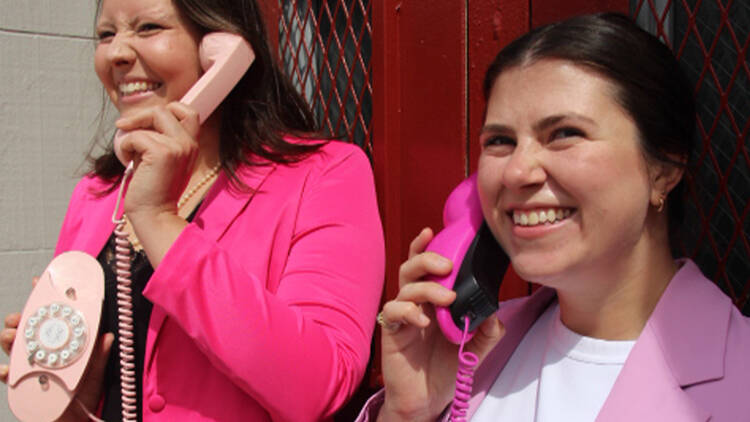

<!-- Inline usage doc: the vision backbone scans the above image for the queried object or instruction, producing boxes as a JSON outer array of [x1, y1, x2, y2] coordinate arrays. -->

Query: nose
[[502, 140, 546, 190], [107, 34, 136, 67]]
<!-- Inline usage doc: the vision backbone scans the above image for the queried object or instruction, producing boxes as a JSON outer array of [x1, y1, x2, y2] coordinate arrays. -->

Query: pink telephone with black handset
[[428, 173, 508, 344], [7, 32, 254, 422], [425, 174, 509, 421]]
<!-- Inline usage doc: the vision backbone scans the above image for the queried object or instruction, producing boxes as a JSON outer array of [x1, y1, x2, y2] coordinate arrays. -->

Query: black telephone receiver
[[427, 174, 510, 344]]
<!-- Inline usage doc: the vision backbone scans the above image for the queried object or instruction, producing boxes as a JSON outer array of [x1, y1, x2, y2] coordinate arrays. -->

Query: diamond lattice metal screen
[[631, 0, 750, 313], [278, 0, 373, 159]]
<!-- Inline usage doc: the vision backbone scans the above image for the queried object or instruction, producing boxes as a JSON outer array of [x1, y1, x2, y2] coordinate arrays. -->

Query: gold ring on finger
[[377, 311, 402, 332]]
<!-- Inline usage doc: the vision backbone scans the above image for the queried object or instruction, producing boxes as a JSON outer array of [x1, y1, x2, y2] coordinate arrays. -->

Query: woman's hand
[[1, 278, 114, 422], [115, 102, 200, 267], [1, 277, 39, 382], [1, 312, 21, 383], [115, 102, 200, 221], [377, 228, 506, 422]]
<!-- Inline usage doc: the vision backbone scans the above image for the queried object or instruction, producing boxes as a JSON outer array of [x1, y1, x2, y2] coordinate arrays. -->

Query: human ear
[[649, 155, 686, 208]]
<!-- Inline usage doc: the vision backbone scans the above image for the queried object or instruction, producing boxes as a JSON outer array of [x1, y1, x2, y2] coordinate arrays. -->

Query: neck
[[178, 113, 221, 216], [193, 112, 221, 174], [554, 218, 677, 340]]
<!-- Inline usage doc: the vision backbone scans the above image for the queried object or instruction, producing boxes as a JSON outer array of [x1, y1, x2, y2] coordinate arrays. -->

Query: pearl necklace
[[177, 163, 221, 209], [125, 163, 221, 251]]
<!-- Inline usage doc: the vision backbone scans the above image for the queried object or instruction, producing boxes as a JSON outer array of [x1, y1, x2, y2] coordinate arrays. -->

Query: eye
[[551, 126, 585, 140], [137, 23, 164, 34], [482, 135, 516, 148], [96, 30, 115, 42]]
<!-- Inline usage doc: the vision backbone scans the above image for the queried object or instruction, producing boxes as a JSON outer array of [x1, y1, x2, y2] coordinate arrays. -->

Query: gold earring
[[656, 195, 665, 213]]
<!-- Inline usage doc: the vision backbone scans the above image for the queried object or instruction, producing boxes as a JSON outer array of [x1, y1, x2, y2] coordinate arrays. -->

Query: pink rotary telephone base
[[7, 251, 104, 422]]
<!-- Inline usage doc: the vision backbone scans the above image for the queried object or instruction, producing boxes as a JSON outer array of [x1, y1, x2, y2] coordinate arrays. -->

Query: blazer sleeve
[[143, 145, 385, 421]]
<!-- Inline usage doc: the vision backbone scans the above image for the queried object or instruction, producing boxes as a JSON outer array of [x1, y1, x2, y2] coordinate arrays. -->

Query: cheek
[[93, 48, 117, 101], [154, 40, 202, 94], [476, 155, 509, 238], [93, 48, 109, 86]]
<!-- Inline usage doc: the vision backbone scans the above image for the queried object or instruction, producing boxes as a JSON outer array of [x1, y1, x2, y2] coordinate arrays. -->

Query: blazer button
[[148, 394, 166, 412]]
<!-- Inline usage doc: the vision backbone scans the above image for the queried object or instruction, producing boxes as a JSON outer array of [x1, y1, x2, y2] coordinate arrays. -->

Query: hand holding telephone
[[113, 31, 255, 165], [424, 174, 509, 421], [8, 32, 254, 422]]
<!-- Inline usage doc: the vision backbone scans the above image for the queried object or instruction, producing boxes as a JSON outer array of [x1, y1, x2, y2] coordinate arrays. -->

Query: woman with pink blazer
[[366, 13, 750, 421], [1, 0, 384, 420]]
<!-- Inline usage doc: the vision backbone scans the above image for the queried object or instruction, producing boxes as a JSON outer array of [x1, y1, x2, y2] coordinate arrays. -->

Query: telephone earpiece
[[113, 31, 255, 165], [7, 252, 105, 421], [428, 174, 508, 344]]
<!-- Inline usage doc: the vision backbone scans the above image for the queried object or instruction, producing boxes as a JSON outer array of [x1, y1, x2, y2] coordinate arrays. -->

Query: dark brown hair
[[91, 0, 326, 185], [483, 12, 696, 243]]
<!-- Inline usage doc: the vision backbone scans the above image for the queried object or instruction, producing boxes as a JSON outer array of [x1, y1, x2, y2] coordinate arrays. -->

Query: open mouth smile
[[119, 81, 162, 97], [511, 208, 575, 226]]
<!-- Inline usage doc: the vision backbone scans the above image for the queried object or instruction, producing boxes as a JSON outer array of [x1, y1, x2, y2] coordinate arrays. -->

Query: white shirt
[[472, 304, 635, 421]]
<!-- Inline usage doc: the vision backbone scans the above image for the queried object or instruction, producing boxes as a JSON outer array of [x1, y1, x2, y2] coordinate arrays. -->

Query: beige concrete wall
[[0, 1, 102, 418]]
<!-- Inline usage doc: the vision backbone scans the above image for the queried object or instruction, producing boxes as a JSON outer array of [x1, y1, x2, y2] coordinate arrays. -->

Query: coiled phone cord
[[111, 163, 137, 422], [449, 317, 479, 422]]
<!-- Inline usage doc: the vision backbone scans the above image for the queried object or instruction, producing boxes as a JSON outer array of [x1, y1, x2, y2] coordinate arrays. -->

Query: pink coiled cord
[[449, 317, 478, 422], [111, 163, 137, 422]]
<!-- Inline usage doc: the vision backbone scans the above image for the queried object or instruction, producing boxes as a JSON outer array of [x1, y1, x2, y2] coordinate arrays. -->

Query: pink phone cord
[[449, 317, 479, 422], [112, 164, 137, 422]]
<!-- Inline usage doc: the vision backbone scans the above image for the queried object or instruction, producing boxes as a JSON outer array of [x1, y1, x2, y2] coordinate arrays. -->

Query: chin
[[509, 254, 574, 287]]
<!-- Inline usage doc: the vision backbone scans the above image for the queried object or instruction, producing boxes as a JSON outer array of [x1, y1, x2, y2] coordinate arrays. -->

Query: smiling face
[[94, 0, 202, 118], [478, 59, 658, 289]]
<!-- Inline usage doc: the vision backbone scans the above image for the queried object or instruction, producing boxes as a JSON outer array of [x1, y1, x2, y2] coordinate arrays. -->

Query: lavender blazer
[[359, 260, 750, 421], [55, 141, 385, 421]]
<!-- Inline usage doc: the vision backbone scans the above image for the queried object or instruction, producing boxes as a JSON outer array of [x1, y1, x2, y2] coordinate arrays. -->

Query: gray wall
[[1, 1, 102, 419]]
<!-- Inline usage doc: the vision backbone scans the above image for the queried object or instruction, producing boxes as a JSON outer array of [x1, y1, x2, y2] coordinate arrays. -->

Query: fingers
[[1, 328, 16, 356], [467, 315, 506, 362], [4, 312, 20, 329], [116, 103, 199, 140], [407, 227, 434, 259], [2, 313, 21, 356], [1, 312, 22, 383], [380, 282, 456, 331], [165, 102, 201, 137], [396, 281, 455, 305], [399, 251, 452, 289]]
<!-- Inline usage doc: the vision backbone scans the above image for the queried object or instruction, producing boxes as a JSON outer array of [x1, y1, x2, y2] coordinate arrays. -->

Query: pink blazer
[[55, 141, 385, 421], [358, 259, 750, 421]]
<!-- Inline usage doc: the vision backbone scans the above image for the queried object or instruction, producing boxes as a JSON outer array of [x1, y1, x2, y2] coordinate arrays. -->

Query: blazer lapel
[[190, 162, 277, 241], [596, 260, 729, 422], [145, 162, 276, 369], [58, 183, 118, 258], [595, 324, 709, 422]]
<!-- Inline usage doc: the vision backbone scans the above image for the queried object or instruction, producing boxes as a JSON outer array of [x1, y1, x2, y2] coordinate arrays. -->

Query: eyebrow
[[481, 113, 598, 134], [96, 9, 173, 29]]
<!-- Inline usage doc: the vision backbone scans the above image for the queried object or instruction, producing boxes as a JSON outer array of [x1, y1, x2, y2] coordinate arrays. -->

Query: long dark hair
[[91, 0, 326, 185], [483, 12, 696, 245]]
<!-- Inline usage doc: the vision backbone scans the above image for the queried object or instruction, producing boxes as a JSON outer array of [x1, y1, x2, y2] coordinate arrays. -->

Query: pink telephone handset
[[426, 174, 509, 421], [8, 32, 254, 422]]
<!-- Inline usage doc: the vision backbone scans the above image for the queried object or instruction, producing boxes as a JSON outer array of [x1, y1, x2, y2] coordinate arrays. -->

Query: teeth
[[512, 208, 574, 227], [119, 81, 160, 96]]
